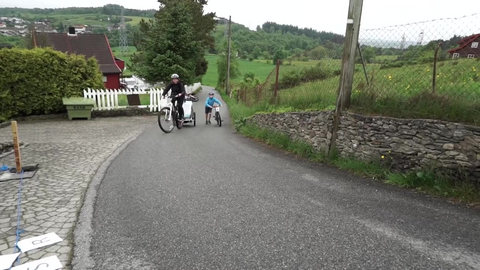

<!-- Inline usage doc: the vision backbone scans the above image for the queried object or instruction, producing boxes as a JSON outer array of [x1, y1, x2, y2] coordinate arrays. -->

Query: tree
[[362, 47, 376, 63], [131, 0, 215, 84], [273, 49, 286, 65], [309, 46, 327, 60], [56, 22, 64, 33], [216, 40, 240, 88], [252, 46, 261, 59]]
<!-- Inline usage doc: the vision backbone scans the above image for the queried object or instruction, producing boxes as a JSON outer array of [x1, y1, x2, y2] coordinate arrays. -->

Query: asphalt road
[[86, 86, 480, 270]]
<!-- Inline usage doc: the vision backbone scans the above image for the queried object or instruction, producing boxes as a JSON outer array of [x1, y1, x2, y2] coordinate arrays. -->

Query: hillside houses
[[0, 16, 28, 37]]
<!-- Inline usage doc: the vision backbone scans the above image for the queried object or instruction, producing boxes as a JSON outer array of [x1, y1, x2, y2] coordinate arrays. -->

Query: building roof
[[42, 32, 121, 74], [448, 33, 480, 53]]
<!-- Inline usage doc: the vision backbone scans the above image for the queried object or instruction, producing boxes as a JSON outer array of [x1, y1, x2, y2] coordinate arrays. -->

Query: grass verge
[[222, 92, 480, 205]]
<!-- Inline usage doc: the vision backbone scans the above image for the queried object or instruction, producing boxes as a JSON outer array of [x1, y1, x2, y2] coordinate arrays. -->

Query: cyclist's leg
[[177, 97, 185, 119], [205, 107, 209, 124]]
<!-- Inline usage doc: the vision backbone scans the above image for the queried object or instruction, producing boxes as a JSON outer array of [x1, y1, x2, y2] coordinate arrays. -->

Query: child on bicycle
[[205, 91, 222, 125]]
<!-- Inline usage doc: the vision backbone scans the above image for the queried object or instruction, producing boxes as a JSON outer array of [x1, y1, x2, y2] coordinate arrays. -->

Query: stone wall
[[249, 111, 480, 181]]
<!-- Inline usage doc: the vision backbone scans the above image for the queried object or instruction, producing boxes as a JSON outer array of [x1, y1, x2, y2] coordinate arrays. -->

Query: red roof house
[[36, 27, 124, 89], [448, 34, 480, 59]]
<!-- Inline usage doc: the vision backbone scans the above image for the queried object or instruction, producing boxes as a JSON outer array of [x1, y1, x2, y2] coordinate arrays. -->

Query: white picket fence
[[83, 83, 201, 112]]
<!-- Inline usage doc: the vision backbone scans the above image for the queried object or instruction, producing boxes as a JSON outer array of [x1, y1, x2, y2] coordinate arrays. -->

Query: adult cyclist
[[205, 91, 222, 125], [162, 74, 186, 120]]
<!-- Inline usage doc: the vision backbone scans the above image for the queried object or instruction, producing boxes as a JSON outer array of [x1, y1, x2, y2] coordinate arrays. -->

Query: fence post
[[328, 0, 364, 157], [226, 15, 232, 95], [432, 43, 442, 94], [274, 59, 280, 102], [357, 43, 370, 86]]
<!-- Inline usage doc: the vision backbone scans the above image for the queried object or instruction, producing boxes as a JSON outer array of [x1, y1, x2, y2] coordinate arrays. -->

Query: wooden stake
[[226, 15, 232, 95], [11, 121, 22, 173], [274, 59, 280, 101]]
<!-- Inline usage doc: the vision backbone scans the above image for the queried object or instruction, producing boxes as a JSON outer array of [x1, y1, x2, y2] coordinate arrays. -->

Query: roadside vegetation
[[222, 93, 480, 205]]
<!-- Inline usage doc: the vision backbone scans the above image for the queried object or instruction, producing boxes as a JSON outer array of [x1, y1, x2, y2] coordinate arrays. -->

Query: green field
[[276, 59, 480, 125], [202, 55, 317, 87], [111, 46, 136, 76], [14, 12, 149, 27], [126, 16, 150, 25]]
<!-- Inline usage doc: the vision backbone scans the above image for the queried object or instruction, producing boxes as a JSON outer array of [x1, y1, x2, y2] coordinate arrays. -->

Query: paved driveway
[[0, 116, 155, 268]]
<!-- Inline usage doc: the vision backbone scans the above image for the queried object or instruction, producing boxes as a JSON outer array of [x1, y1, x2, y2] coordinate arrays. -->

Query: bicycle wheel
[[176, 111, 183, 129], [158, 107, 175, 133], [216, 112, 222, 127]]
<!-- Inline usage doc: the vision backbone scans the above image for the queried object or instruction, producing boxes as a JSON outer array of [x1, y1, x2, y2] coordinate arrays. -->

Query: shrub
[[0, 47, 104, 121], [301, 65, 331, 81], [278, 70, 302, 89]]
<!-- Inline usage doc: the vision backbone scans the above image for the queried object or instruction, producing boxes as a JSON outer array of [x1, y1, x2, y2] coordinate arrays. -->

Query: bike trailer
[[183, 101, 193, 118]]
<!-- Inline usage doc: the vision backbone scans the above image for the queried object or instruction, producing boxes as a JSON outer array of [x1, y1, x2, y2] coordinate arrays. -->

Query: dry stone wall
[[249, 111, 480, 182]]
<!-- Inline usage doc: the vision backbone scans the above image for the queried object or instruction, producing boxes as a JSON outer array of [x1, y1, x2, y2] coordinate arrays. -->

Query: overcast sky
[[1, 0, 479, 39]]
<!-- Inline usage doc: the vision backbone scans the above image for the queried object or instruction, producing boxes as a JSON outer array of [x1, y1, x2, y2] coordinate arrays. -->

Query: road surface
[[84, 87, 480, 269]]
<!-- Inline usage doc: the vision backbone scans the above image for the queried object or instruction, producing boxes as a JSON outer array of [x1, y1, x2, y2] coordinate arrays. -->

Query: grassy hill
[[273, 58, 479, 125]]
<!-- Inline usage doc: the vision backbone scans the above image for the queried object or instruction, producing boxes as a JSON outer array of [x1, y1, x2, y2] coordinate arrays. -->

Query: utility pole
[[226, 16, 232, 95], [338, 0, 363, 110], [328, 0, 364, 157]]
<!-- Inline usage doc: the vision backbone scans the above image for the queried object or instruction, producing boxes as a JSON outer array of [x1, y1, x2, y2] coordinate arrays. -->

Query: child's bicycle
[[212, 105, 222, 127], [158, 95, 183, 133]]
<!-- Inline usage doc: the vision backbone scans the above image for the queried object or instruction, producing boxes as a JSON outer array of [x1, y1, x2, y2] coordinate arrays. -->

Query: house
[[0, 23, 6, 28], [72, 25, 86, 33], [38, 27, 124, 89], [448, 34, 480, 59]]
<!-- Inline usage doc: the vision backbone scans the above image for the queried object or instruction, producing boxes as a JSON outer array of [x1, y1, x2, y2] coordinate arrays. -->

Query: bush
[[0, 47, 104, 121], [301, 65, 331, 81], [278, 70, 302, 89]]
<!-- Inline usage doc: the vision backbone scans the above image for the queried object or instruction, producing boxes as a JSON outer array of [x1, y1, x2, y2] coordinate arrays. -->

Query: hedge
[[0, 47, 104, 121]]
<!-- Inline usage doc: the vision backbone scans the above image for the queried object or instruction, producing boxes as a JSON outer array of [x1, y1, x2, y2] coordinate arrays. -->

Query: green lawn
[[202, 55, 313, 87], [117, 94, 150, 106]]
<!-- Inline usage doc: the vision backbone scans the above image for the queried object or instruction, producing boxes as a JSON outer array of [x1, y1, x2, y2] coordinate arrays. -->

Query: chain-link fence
[[239, 13, 480, 126], [354, 13, 480, 125]]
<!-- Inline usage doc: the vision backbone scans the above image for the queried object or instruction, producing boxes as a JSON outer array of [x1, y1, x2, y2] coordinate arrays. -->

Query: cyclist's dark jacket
[[163, 81, 186, 97]]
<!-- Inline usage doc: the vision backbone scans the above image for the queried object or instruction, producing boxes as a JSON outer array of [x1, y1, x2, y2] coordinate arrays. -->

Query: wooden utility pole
[[328, 0, 364, 157], [11, 121, 22, 173], [338, 0, 363, 110], [226, 16, 232, 95]]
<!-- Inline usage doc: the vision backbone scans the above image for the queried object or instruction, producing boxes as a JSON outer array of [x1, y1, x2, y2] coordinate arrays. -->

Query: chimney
[[67, 26, 76, 36]]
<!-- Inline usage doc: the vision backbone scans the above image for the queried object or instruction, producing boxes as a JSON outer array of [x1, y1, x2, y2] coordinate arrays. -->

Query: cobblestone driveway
[[0, 116, 155, 268]]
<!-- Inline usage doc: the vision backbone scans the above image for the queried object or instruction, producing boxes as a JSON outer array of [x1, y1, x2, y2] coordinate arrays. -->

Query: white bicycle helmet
[[171, 74, 179, 79]]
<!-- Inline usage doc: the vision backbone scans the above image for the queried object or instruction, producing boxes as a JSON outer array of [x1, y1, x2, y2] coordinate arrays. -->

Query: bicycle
[[158, 94, 183, 133], [212, 105, 222, 127]]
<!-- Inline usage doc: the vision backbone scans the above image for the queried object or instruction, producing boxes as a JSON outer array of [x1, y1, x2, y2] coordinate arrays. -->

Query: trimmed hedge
[[0, 48, 104, 121]]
